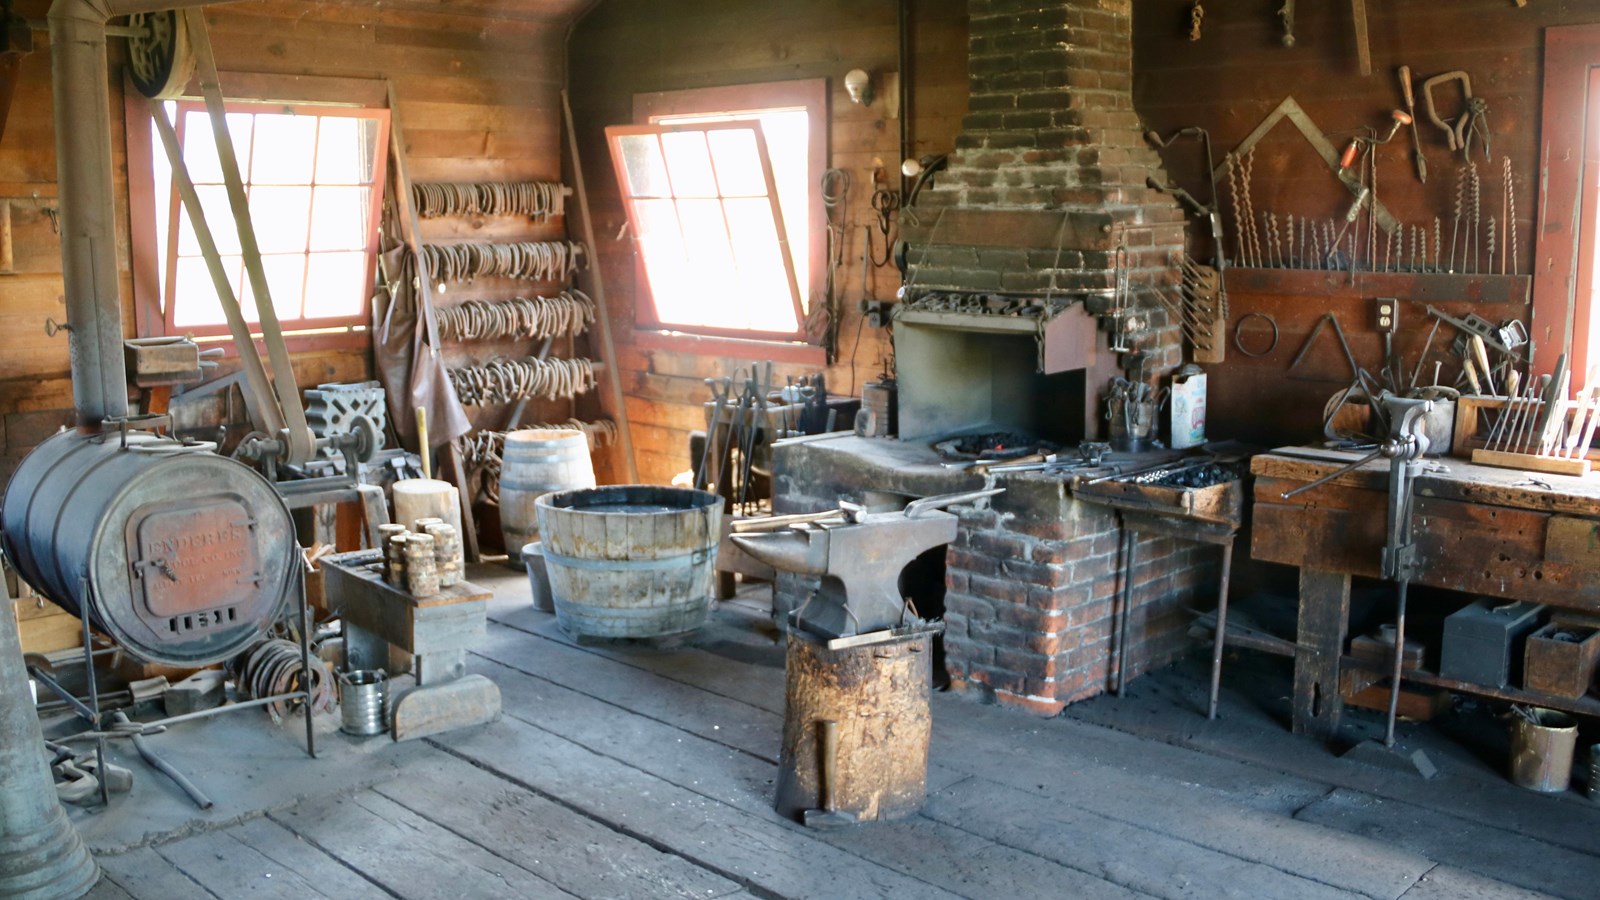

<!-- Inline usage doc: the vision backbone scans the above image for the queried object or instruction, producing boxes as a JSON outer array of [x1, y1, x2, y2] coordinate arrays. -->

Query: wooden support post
[[1351, 0, 1371, 76], [562, 89, 638, 483], [1293, 568, 1352, 741]]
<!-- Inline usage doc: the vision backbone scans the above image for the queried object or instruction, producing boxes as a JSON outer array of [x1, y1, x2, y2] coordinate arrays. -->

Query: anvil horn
[[729, 529, 829, 576]]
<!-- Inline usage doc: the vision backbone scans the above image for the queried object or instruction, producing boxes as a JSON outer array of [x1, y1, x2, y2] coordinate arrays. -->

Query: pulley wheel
[[127, 10, 196, 100]]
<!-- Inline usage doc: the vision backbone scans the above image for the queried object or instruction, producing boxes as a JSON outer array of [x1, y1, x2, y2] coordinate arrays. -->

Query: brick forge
[[767, 1, 1223, 717], [771, 439, 1221, 717]]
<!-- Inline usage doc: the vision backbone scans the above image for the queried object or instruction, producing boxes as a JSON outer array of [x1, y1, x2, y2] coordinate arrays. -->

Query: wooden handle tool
[[1470, 336, 1496, 396], [416, 405, 431, 477]]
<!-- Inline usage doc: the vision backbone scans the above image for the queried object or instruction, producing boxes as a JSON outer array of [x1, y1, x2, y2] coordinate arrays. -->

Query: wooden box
[[1523, 623, 1600, 699], [1072, 477, 1243, 527]]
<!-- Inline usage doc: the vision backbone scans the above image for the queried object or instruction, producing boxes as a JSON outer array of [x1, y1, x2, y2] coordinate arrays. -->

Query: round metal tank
[[535, 485, 720, 638], [2, 429, 296, 666]]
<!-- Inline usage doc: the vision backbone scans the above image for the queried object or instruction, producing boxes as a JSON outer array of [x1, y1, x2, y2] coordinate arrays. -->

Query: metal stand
[[28, 555, 318, 810]]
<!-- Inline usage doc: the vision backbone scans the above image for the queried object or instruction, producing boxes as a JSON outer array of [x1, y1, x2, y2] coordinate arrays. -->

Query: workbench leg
[[1206, 539, 1236, 720], [1293, 568, 1351, 741]]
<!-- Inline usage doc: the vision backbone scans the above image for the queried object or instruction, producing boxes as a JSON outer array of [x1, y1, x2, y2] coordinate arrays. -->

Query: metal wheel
[[127, 10, 195, 100]]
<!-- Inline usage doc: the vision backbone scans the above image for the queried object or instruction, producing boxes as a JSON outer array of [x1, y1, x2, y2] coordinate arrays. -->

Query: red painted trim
[[632, 329, 826, 366]]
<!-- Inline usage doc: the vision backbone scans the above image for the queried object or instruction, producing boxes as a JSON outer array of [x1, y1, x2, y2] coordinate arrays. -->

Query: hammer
[[803, 720, 858, 829]]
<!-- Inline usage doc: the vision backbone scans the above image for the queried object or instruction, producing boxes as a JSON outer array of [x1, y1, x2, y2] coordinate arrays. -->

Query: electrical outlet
[[861, 300, 889, 328], [1375, 297, 1398, 334]]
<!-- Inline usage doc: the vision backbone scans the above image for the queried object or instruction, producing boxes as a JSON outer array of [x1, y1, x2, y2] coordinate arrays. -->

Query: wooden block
[[1343, 683, 1452, 722], [1546, 515, 1600, 569], [1470, 448, 1592, 477]]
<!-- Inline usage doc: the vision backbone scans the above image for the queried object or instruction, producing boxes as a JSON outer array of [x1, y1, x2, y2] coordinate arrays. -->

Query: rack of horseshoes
[[417, 240, 585, 284], [448, 356, 600, 406], [412, 180, 569, 221], [436, 291, 596, 342]]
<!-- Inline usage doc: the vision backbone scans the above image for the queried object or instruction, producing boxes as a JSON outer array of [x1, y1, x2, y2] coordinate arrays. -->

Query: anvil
[[731, 490, 1000, 638]]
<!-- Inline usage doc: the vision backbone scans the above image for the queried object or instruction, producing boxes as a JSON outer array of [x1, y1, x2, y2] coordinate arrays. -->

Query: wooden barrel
[[499, 430, 595, 565], [536, 485, 721, 638]]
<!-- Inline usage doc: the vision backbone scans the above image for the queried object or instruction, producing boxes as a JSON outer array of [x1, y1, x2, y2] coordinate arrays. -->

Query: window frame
[[126, 73, 390, 355], [607, 120, 805, 342], [1535, 26, 1600, 386], [626, 79, 828, 354]]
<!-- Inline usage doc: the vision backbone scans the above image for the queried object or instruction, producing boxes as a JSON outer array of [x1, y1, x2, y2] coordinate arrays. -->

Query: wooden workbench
[[1250, 448, 1600, 740]]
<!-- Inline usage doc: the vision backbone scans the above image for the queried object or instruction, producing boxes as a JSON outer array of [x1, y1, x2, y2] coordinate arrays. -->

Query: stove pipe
[[48, 0, 221, 427]]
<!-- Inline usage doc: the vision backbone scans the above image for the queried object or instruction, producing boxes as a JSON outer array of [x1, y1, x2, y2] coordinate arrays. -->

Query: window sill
[[632, 329, 826, 365]]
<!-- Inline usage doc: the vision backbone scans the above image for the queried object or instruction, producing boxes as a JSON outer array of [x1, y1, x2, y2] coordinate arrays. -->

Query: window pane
[[633, 199, 695, 325], [706, 128, 767, 198], [310, 186, 370, 252], [315, 117, 377, 185], [250, 114, 318, 184], [237, 254, 305, 321], [176, 185, 241, 257], [618, 134, 671, 198], [172, 255, 243, 327], [661, 131, 717, 198], [725, 197, 799, 333], [304, 252, 368, 318], [249, 186, 313, 254], [181, 110, 252, 184], [760, 111, 810, 312], [676, 199, 736, 299]]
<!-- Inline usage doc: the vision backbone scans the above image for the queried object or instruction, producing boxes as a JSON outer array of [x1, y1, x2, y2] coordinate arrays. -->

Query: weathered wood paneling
[[1133, 0, 1600, 446], [0, 0, 576, 495], [570, 0, 969, 485]]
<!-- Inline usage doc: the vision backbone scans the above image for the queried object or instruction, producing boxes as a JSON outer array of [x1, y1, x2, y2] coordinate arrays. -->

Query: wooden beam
[[562, 89, 638, 483]]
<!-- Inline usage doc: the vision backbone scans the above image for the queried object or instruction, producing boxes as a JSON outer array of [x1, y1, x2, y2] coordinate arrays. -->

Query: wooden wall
[[568, 0, 968, 485], [1133, 0, 1600, 447], [0, 0, 575, 486]]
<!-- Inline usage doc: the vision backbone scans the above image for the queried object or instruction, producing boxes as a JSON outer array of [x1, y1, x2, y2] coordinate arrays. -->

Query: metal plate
[[125, 495, 258, 634]]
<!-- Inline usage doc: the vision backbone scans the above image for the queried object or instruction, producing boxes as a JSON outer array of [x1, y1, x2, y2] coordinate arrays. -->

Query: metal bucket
[[500, 430, 596, 566], [523, 541, 554, 613], [1, 428, 296, 666], [536, 485, 721, 638], [339, 670, 388, 736], [1510, 708, 1578, 792]]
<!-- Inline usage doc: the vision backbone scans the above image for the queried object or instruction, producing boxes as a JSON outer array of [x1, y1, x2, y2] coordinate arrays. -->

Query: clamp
[[1421, 70, 1491, 160]]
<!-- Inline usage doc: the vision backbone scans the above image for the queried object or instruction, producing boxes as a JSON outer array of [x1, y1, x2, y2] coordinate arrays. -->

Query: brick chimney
[[903, 0, 1187, 372]]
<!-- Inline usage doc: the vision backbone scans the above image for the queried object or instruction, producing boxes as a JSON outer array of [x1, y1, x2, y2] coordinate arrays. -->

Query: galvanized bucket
[[536, 485, 721, 638], [500, 430, 595, 566], [339, 670, 388, 737], [1510, 708, 1577, 792]]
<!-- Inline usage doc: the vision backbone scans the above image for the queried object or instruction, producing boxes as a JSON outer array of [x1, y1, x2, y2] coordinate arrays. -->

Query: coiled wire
[[448, 357, 598, 406], [233, 638, 334, 722], [418, 241, 585, 284], [412, 181, 567, 221], [436, 291, 595, 342]]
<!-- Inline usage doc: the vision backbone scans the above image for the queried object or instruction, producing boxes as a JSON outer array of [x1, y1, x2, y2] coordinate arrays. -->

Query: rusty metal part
[[2, 428, 296, 667], [1422, 70, 1479, 154]]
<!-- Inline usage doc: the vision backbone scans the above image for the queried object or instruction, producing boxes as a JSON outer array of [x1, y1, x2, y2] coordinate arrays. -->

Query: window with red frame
[[148, 101, 388, 342], [612, 79, 827, 344]]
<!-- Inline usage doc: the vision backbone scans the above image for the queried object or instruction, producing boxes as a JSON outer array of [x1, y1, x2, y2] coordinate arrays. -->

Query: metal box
[[1439, 599, 1545, 688]]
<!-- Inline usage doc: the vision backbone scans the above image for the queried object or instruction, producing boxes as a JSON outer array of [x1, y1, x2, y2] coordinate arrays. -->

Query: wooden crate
[[1523, 623, 1600, 699], [1073, 476, 1243, 527]]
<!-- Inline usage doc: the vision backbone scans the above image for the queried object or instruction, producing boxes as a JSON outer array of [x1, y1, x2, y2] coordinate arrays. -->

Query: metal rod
[[139, 692, 309, 730], [1207, 539, 1236, 721], [26, 666, 98, 723], [1383, 577, 1410, 748], [113, 712, 213, 810], [1115, 528, 1137, 696]]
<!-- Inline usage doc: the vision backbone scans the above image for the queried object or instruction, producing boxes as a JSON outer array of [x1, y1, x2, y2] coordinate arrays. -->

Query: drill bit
[[1469, 162, 1482, 275], [1488, 216, 1497, 278], [1449, 168, 1465, 273], [1432, 217, 1441, 273], [1504, 156, 1519, 276]]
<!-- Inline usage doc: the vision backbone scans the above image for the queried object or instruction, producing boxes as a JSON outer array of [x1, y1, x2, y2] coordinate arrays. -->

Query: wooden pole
[[562, 89, 638, 483]]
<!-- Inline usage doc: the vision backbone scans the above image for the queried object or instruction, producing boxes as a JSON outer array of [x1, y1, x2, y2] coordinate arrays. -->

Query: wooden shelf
[[1341, 654, 1600, 719], [1226, 267, 1532, 305]]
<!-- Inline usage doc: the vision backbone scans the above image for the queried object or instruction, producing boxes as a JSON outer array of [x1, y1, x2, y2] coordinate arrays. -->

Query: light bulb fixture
[[844, 68, 873, 106]]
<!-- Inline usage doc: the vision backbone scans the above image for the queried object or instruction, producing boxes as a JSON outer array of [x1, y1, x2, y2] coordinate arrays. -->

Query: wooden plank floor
[[90, 567, 1595, 900]]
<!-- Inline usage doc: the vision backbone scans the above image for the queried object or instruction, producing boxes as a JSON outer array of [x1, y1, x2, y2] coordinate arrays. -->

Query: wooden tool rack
[[1250, 448, 1600, 740]]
